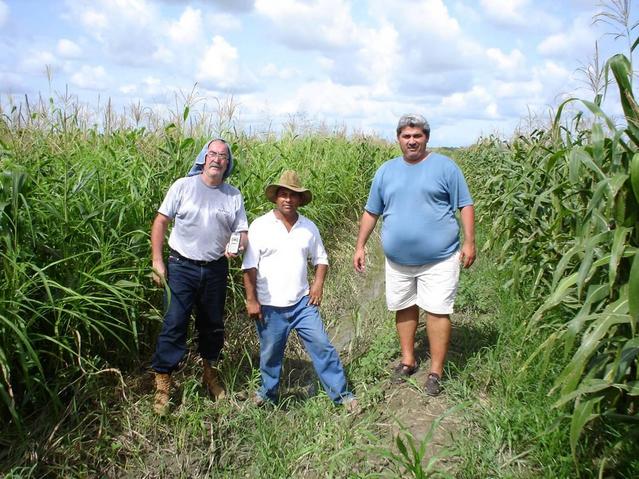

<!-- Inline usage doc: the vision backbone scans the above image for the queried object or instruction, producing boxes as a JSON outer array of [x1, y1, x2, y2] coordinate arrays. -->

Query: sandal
[[425, 373, 442, 396], [391, 362, 419, 383]]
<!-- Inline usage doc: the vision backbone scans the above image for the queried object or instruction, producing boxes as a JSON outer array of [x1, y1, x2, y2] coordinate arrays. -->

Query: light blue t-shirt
[[365, 153, 473, 266]]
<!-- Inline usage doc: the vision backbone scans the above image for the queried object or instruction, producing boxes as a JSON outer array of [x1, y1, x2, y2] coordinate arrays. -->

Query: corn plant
[[461, 45, 638, 471]]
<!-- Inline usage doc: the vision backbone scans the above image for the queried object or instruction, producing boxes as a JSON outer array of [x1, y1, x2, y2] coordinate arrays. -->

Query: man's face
[[397, 126, 428, 163], [275, 187, 301, 216], [203, 141, 229, 182]]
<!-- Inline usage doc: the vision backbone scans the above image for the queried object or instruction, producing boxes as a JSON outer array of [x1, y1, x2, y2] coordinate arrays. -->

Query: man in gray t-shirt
[[150, 138, 248, 415]]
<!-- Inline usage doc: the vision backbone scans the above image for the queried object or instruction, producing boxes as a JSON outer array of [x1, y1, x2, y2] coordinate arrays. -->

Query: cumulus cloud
[[70, 65, 109, 90], [64, 0, 162, 66], [486, 48, 526, 78], [480, 0, 529, 27], [254, 0, 358, 50], [197, 35, 256, 91], [537, 15, 597, 59], [169, 6, 203, 44], [206, 12, 242, 31], [260, 63, 299, 80], [57, 39, 82, 58], [440, 86, 500, 119], [20, 50, 57, 74]]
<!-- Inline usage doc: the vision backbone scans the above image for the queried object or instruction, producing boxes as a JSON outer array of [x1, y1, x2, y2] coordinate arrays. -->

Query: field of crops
[[458, 52, 638, 475], [0, 110, 396, 425], [1, 37, 638, 479]]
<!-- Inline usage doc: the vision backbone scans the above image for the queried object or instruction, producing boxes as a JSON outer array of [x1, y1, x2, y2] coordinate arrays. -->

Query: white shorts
[[385, 253, 461, 314]]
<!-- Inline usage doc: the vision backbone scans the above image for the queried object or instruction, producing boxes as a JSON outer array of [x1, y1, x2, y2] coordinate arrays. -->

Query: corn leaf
[[629, 252, 639, 322], [570, 397, 599, 466], [631, 153, 639, 204]]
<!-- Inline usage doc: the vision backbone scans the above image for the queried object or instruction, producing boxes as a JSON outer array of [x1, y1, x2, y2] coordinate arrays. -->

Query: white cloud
[[274, 80, 375, 118], [152, 45, 174, 63], [537, 15, 597, 58], [206, 12, 242, 31], [480, 0, 529, 26], [70, 65, 108, 90], [57, 39, 82, 58], [440, 86, 499, 119], [119, 84, 137, 94], [486, 48, 525, 71], [169, 7, 202, 44], [197, 35, 245, 90], [0, 0, 8, 28], [20, 50, 57, 74], [80, 9, 108, 30], [254, 0, 358, 49], [260, 63, 299, 80], [65, 0, 161, 66]]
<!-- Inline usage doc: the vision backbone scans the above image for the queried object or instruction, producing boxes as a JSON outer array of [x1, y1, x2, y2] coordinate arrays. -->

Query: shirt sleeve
[[308, 222, 329, 266], [241, 221, 259, 270], [364, 164, 385, 215], [232, 194, 249, 232], [448, 163, 473, 210], [157, 179, 182, 219]]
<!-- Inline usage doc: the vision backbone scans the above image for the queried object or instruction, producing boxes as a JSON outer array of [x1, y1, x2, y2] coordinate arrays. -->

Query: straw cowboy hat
[[265, 170, 313, 206]]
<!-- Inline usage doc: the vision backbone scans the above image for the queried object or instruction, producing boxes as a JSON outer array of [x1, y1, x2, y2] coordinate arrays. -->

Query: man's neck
[[200, 172, 223, 187], [403, 150, 430, 164], [274, 209, 298, 229]]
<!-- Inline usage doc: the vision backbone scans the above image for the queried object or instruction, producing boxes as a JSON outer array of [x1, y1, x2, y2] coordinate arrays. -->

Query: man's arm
[[309, 263, 328, 306], [151, 213, 172, 286], [353, 210, 379, 273], [242, 268, 263, 321], [459, 205, 476, 268]]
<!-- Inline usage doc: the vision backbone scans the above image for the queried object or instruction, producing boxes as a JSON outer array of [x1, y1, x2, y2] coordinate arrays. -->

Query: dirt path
[[328, 233, 466, 474]]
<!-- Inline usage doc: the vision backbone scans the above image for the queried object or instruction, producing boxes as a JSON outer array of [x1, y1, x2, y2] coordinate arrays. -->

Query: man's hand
[[152, 259, 166, 287], [246, 298, 263, 321], [308, 282, 323, 306], [459, 242, 476, 268], [353, 247, 366, 273]]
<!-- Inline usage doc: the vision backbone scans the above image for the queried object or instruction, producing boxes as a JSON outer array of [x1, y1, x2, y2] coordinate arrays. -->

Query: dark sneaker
[[425, 373, 442, 396], [391, 362, 419, 383]]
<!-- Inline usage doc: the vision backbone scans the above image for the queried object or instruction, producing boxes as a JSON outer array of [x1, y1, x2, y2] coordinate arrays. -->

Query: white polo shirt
[[242, 210, 329, 307]]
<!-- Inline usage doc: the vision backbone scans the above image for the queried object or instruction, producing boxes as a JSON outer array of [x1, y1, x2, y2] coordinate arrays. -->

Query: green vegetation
[[451, 46, 638, 477], [1, 14, 637, 478]]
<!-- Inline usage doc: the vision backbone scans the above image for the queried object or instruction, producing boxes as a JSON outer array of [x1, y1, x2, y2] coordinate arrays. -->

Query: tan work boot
[[153, 372, 171, 416], [202, 361, 226, 400]]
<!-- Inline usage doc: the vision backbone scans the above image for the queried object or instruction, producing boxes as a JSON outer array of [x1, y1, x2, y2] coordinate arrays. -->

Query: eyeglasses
[[206, 152, 228, 160]]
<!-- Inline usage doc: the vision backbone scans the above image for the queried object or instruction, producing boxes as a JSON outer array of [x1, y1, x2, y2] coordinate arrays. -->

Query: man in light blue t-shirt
[[353, 114, 476, 396]]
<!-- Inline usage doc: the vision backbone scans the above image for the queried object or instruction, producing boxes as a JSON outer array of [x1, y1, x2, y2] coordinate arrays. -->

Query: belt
[[169, 248, 221, 266]]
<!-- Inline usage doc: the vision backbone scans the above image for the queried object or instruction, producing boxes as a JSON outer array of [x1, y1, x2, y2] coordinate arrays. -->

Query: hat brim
[[265, 184, 312, 206]]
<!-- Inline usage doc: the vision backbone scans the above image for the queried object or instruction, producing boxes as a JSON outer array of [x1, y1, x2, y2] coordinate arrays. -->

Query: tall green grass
[[0, 101, 397, 435]]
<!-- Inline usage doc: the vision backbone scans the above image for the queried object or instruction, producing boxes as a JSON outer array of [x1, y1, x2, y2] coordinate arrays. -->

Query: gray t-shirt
[[158, 175, 248, 261]]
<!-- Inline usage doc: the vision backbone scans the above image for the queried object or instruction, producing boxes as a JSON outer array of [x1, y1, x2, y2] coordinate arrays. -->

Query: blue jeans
[[152, 255, 228, 373], [256, 296, 354, 404]]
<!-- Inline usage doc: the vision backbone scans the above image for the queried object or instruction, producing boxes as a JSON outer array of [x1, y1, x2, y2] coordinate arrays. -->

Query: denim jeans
[[256, 295, 354, 404], [152, 255, 228, 373]]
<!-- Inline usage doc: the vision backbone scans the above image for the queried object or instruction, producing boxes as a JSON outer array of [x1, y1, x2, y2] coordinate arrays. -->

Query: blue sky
[[0, 0, 636, 146]]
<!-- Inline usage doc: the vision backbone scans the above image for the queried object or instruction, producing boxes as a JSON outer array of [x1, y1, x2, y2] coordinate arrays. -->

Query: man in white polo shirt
[[242, 171, 357, 412]]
